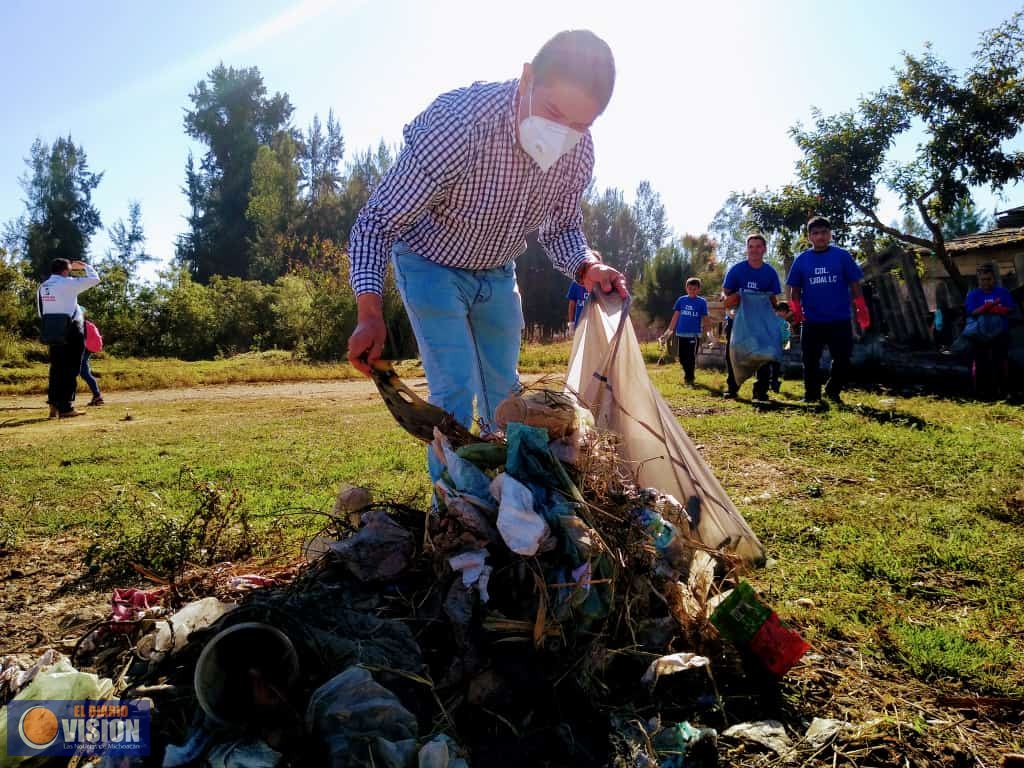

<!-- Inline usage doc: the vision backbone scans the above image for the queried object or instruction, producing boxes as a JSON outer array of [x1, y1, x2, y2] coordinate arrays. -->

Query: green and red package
[[748, 611, 810, 676], [711, 580, 809, 676]]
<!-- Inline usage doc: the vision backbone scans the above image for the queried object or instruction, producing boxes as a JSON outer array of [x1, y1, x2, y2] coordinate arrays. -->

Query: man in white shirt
[[37, 258, 100, 418]]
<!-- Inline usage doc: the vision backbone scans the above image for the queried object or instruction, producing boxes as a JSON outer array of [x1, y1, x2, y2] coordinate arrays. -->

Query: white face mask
[[518, 83, 583, 172]]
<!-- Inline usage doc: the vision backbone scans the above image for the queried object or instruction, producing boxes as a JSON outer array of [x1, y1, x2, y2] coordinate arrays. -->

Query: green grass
[[0, 341, 666, 396], [1, 353, 1022, 696], [649, 367, 1024, 694], [0, 349, 366, 395]]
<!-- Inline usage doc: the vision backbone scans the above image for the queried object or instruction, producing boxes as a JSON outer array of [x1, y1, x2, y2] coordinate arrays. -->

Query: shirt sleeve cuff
[[567, 250, 597, 283], [351, 272, 385, 297]]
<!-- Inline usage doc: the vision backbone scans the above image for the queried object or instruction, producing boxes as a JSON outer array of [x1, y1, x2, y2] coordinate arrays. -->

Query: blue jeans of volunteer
[[392, 242, 523, 483], [80, 351, 101, 398]]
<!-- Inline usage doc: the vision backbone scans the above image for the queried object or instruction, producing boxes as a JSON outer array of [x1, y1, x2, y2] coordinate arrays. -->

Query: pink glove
[[854, 296, 870, 330]]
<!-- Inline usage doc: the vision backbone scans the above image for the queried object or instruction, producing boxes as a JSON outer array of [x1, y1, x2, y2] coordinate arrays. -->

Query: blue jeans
[[80, 350, 101, 398], [392, 243, 523, 481]]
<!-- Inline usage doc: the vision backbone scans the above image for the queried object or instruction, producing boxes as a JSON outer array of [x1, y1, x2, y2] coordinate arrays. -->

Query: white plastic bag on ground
[[566, 292, 766, 566]]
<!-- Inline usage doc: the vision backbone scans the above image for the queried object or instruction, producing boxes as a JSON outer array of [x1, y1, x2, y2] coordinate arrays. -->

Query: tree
[[247, 134, 301, 280], [9, 137, 103, 279], [582, 185, 640, 278], [633, 240, 695, 328], [106, 201, 153, 280], [942, 196, 991, 239], [758, 11, 1024, 297], [178, 64, 295, 281], [708, 193, 750, 266], [301, 110, 345, 204], [337, 141, 397, 245], [742, 185, 818, 273], [630, 180, 669, 265]]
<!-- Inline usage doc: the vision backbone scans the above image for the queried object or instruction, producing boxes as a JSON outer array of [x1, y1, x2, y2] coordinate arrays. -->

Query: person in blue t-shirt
[[721, 233, 781, 400], [964, 264, 1017, 398], [769, 301, 792, 393], [566, 281, 589, 332], [786, 216, 870, 405], [666, 277, 710, 384], [565, 249, 601, 334]]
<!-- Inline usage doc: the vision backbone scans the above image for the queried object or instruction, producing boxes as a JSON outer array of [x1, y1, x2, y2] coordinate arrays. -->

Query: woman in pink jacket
[[81, 319, 104, 406]]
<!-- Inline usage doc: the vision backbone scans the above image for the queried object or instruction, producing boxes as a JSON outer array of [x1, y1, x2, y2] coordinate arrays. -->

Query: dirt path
[[0, 376, 428, 411], [1, 373, 549, 413]]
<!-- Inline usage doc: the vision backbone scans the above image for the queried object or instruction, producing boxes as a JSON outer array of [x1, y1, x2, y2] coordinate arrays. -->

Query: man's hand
[[581, 263, 628, 298], [722, 292, 740, 309], [70, 260, 86, 271], [347, 294, 387, 376]]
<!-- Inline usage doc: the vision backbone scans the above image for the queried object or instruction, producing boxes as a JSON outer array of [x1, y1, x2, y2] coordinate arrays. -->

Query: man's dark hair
[[50, 258, 71, 276], [776, 301, 790, 312], [977, 264, 996, 278], [807, 215, 831, 231], [685, 277, 702, 288], [532, 30, 615, 113], [746, 232, 767, 247]]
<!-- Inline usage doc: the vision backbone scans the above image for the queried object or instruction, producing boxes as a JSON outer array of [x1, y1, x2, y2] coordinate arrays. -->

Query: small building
[[861, 205, 1024, 347], [922, 206, 1024, 312]]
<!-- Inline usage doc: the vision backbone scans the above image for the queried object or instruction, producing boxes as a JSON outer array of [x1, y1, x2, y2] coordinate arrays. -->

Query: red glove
[[990, 303, 1010, 316], [789, 298, 804, 324], [853, 296, 871, 330]]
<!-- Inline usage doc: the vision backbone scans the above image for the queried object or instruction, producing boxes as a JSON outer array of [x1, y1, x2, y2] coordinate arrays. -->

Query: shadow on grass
[[0, 415, 51, 429], [750, 398, 825, 414], [840, 402, 930, 430]]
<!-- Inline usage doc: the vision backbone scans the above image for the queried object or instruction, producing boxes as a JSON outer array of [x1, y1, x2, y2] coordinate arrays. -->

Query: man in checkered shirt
[[348, 30, 627, 459]]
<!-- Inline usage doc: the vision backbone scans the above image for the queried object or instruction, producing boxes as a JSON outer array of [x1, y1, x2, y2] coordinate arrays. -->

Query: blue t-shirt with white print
[[723, 261, 782, 295], [566, 282, 589, 325], [673, 295, 708, 335], [786, 246, 864, 323]]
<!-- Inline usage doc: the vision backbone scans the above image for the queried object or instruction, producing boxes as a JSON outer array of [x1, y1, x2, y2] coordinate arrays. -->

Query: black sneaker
[[723, 389, 739, 399], [771, 382, 781, 393], [684, 377, 696, 386], [825, 391, 844, 405], [752, 389, 770, 403]]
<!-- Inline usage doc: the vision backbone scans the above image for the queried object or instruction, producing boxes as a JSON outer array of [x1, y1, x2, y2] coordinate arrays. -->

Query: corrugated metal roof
[[995, 205, 1024, 228], [944, 227, 1024, 252]]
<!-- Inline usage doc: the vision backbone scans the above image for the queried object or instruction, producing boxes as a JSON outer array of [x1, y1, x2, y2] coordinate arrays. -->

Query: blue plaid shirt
[[349, 79, 595, 296]]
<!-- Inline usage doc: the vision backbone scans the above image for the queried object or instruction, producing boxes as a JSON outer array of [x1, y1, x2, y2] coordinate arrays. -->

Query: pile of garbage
[[0, 386, 811, 768], [0, 294, 814, 766]]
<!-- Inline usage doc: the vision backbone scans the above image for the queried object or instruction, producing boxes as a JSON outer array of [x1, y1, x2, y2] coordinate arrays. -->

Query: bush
[[84, 467, 285, 582], [0, 259, 38, 338], [208, 275, 276, 354], [150, 268, 219, 359], [1, 246, 419, 363]]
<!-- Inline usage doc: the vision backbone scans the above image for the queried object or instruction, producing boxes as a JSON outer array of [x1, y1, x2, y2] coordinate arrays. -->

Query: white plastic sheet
[[566, 291, 766, 566], [491, 474, 550, 556]]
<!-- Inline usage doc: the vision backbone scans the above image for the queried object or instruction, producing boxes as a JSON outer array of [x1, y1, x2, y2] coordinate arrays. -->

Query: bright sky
[[1, 0, 1021, 277]]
